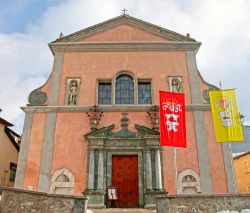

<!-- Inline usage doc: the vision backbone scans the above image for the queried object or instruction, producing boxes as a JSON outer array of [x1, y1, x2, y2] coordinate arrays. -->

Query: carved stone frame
[[167, 76, 183, 93], [84, 123, 166, 208], [50, 168, 75, 195], [177, 168, 201, 194], [106, 149, 144, 207]]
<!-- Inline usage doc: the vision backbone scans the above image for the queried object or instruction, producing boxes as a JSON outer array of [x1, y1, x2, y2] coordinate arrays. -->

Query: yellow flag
[[209, 89, 244, 142]]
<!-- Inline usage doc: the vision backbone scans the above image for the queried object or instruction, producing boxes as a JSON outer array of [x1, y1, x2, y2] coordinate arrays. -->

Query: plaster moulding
[[21, 104, 211, 113], [49, 42, 201, 54]]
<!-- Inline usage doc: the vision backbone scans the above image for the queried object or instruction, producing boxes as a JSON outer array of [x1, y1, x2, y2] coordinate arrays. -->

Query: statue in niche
[[170, 77, 183, 93], [68, 80, 78, 105], [182, 175, 196, 183]]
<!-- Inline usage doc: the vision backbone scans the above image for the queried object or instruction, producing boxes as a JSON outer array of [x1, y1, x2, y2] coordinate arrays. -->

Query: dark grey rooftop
[[231, 125, 250, 154]]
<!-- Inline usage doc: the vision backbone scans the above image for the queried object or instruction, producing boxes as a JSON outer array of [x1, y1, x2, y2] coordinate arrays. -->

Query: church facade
[[15, 15, 237, 208]]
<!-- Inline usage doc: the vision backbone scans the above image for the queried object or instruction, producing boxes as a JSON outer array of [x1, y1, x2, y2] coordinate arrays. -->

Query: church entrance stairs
[[88, 208, 156, 213]]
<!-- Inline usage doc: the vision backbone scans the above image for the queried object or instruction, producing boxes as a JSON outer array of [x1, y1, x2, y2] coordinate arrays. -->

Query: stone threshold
[[88, 208, 156, 213]]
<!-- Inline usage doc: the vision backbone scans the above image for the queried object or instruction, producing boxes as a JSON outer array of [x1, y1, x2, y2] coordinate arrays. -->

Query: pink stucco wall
[[204, 111, 228, 193], [24, 113, 46, 190], [51, 113, 88, 195]]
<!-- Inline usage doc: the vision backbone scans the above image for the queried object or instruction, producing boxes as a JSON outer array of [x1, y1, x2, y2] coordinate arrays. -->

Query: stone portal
[[84, 113, 166, 208]]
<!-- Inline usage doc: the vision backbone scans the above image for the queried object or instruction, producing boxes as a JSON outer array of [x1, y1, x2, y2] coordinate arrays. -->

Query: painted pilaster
[[14, 112, 34, 188], [222, 143, 238, 193], [155, 149, 163, 190], [186, 50, 213, 194], [146, 149, 153, 190], [38, 51, 64, 192], [47, 51, 64, 105], [38, 112, 57, 192], [88, 149, 95, 190], [97, 149, 104, 189]]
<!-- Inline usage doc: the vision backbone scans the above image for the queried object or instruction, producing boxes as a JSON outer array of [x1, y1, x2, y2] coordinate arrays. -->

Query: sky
[[0, 0, 249, 133]]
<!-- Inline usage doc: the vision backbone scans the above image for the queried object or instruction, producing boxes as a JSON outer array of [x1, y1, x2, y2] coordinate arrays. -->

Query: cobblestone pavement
[[88, 208, 157, 213]]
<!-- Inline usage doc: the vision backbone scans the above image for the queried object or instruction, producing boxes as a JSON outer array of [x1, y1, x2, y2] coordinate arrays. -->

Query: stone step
[[88, 208, 157, 213]]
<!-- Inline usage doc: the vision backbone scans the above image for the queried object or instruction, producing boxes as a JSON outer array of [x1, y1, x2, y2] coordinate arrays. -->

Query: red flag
[[159, 91, 186, 147]]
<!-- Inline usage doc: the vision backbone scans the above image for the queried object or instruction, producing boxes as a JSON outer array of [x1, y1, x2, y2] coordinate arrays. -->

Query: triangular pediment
[[52, 15, 196, 43], [85, 124, 159, 140], [135, 124, 159, 136], [85, 124, 115, 138], [78, 24, 168, 42]]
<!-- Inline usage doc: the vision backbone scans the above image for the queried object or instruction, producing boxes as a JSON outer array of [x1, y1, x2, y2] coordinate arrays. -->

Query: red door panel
[[112, 155, 139, 207]]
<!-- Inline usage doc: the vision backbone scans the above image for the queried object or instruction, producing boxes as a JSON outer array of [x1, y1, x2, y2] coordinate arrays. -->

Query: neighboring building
[[15, 15, 237, 208], [231, 125, 250, 156], [233, 151, 250, 193], [0, 116, 20, 187]]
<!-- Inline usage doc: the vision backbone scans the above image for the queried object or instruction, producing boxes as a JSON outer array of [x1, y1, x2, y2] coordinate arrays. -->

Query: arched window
[[115, 74, 134, 104]]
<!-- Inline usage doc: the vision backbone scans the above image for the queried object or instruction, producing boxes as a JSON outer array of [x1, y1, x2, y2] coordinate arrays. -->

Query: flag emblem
[[215, 96, 233, 127], [163, 101, 182, 132]]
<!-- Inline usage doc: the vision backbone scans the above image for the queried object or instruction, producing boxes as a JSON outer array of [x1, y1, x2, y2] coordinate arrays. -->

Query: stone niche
[[177, 169, 201, 195], [50, 168, 75, 195], [168, 76, 183, 93], [65, 78, 81, 105], [84, 113, 166, 208]]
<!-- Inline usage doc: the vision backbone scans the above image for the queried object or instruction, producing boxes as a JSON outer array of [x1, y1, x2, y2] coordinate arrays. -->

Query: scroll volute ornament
[[146, 105, 159, 131], [86, 105, 104, 131]]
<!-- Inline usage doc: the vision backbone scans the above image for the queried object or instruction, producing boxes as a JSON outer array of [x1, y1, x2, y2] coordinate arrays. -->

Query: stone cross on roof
[[121, 8, 129, 15]]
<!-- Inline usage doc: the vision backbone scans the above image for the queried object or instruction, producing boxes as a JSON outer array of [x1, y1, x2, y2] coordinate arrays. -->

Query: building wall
[[234, 153, 250, 192], [19, 22, 230, 196], [0, 124, 19, 187]]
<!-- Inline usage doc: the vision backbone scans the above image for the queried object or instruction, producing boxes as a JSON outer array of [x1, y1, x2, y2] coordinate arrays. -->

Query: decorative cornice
[[49, 41, 201, 54], [21, 104, 211, 113]]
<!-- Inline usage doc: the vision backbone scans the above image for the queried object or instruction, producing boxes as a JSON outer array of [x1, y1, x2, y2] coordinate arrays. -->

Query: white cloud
[[0, 0, 250, 133]]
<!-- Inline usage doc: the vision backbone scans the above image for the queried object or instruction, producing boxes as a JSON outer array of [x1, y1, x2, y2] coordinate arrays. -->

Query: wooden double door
[[112, 155, 139, 207]]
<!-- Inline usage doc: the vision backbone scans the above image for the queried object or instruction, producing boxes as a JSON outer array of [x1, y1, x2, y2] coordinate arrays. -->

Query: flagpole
[[219, 81, 237, 192], [173, 147, 177, 195]]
